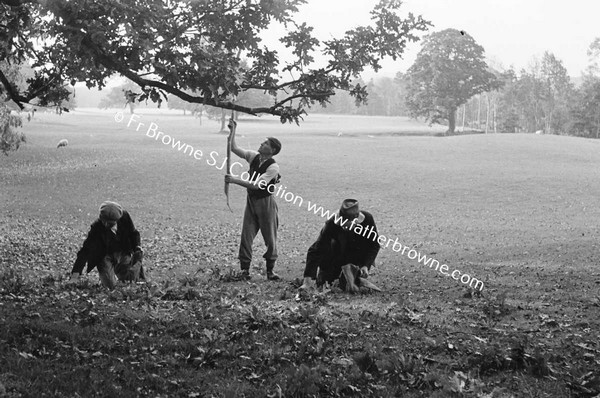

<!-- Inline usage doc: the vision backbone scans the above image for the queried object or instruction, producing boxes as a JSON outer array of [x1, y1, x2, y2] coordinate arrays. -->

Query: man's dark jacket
[[71, 211, 141, 274], [304, 210, 380, 283]]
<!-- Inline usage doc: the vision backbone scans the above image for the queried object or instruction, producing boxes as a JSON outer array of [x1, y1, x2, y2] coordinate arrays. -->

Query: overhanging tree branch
[[78, 35, 334, 117], [270, 91, 333, 110], [241, 66, 336, 92], [0, 70, 27, 109], [2, 0, 431, 124]]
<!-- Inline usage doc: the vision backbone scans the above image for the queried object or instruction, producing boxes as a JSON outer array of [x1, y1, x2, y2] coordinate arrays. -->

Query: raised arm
[[224, 119, 267, 190]]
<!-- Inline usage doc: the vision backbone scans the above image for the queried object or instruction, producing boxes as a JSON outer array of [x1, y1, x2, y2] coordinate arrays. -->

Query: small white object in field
[[337, 132, 343, 136], [57, 139, 68, 148], [367, 135, 375, 138], [535, 130, 543, 135]]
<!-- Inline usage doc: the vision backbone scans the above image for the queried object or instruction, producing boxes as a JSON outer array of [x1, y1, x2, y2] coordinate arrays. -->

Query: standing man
[[224, 119, 282, 281], [300, 199, 380, 292], [70, 201, 145, 289]]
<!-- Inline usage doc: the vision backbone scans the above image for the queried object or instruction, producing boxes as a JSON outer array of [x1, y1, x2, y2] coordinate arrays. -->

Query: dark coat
[[71, 211, 141, 274], [304, 210, 380, 283]]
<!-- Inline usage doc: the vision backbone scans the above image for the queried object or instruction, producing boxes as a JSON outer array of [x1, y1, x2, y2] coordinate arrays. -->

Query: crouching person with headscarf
[[300, 199, 381, 293], [69, 201, 145, 289]]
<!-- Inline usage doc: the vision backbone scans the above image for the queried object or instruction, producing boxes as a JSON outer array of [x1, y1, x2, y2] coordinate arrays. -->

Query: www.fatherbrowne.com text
[[115, 112, 484, 291]]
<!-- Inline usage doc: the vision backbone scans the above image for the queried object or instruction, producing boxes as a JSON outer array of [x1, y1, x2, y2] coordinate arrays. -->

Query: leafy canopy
[[405, 28, 501, 130], [0, 0, 431, 123]]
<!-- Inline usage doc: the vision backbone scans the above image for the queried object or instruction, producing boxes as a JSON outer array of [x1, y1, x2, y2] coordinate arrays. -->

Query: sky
[[264, 0, 600, 79]]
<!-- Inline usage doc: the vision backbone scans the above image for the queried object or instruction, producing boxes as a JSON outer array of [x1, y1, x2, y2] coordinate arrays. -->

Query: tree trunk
[[461, 104, 466, 132], [485, 94, 490, 134], [493, 100, 497, 134], [448, 108, 456, 134], [477, 95, 482, 130], [545, 111, 552, 134]]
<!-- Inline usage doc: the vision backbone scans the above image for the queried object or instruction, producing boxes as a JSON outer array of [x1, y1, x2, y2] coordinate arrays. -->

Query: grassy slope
[[1, 109, 599, 397]]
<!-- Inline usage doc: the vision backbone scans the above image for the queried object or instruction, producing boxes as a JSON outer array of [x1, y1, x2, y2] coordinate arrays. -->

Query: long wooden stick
[[224, 108, 234, 212]]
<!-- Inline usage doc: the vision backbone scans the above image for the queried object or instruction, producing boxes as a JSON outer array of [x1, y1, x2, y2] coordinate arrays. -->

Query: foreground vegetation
[[1, 263, 599, 397]]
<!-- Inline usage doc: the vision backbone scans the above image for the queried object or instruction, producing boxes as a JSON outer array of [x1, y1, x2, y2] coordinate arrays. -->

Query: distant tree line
[[314, 30, 600, 139], [456, 50, 600, 138], [309, 76, 410, 117]]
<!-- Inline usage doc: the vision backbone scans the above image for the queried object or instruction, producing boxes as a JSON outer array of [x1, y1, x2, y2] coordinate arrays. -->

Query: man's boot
[[240, 261, 251, 280], [266, 260, 280, 281]]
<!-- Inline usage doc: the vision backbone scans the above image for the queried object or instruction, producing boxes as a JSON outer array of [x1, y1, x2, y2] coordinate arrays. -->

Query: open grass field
[[1, 109, 600, 397]]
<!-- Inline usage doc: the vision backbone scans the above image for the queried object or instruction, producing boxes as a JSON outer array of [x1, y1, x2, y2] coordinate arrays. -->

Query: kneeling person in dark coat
[[70, 201, 145, 289], [300, 199, 381, 293]]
